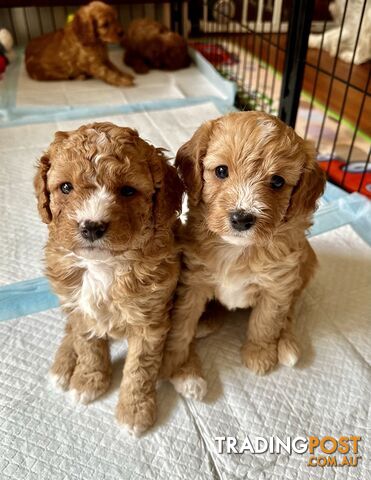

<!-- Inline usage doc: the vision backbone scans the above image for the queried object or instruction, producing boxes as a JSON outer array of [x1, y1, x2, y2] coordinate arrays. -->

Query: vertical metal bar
[[327, 0, 368, 188], [340, 69, 370, 189], [304, 17, 328, 139], [262, 3, 274, 113], [316, 0, 350, 151], [7, 8, 18, 45], [247, 2, 259, 105], [358, 148, 371, 194], [170, 0, 183, 34], [278, 0, 315, 127], [189, 0, 202, 36], [269, 2, 282, 114]]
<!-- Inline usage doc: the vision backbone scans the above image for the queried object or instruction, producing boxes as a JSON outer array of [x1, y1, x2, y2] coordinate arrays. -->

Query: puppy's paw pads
[[241, 342, 278, 375], [278, 338, 300, 367], [171, 375, 207, 401], [48, 371, 70, 392], [68, 388, 98, 405]]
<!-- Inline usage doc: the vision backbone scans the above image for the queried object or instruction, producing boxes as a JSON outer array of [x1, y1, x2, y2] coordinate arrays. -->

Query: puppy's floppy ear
[[34, 154, 52, 224], [286, 140, 326, 220], [175, 120, 214, 207], [72, 5, 96, 46], [148, 148, 184, 230], [34, 131, 69, 224]]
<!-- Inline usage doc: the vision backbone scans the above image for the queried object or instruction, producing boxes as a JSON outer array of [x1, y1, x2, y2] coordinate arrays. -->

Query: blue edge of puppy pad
[[0, 49, 370, 322]]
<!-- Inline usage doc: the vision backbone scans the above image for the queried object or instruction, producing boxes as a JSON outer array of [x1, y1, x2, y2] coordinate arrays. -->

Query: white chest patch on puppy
[[78, 256, 114, 320], [66, 251, 130, 337], [216, 277, 260, 310], [212, 244, 261, 310]]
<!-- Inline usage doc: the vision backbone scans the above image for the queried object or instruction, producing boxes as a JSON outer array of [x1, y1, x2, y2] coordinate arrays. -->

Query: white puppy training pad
[[0, 101, 226, 285], [0, 225, 370, 479], [0, 49, 235, 124]]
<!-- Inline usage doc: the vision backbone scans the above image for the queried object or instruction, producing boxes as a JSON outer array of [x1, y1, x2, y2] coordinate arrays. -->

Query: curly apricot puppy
[[34, 122, 183, 435], [161, 112, 326, 400], [26, 1, 133, 86]]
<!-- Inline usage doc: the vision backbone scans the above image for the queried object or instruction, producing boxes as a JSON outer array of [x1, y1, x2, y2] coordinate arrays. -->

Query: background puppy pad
[[0, 225, 370, 479], [1, 49, 234, 121]]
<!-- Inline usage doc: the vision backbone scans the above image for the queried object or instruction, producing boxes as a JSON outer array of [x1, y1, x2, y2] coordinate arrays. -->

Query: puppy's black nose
[[80, 221, 108, 242], [230, 211, 256, 232]]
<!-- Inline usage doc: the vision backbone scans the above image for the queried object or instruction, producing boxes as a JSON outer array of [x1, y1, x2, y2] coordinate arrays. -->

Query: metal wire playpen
[[189, 0, 370, 197], [1, 0, 370, 196]]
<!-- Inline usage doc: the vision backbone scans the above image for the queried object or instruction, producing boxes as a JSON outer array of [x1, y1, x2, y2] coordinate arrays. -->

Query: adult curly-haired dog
[[161, 111, 326, 400], [26, 1, 133, 86], [34, 122, 183, 435]]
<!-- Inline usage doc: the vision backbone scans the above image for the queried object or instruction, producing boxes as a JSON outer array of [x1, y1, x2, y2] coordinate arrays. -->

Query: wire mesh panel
[[301, 0, 371, 197], [0, 2, 171, 45], [189, 0, 370, 197], [189, 0, 292, 114]]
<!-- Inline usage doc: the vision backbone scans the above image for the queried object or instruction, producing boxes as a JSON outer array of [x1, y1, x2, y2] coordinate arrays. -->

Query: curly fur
[[34, 122, 183, 435], [25, 1, 134, 86], [161, 112, 326, 397]]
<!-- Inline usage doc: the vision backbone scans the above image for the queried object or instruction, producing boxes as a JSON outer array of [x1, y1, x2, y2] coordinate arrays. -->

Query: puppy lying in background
[[161, 112, 326, 399], [26, 1, 133, 86], [34, 122, 183, 435], [123, 18, 191, 73]]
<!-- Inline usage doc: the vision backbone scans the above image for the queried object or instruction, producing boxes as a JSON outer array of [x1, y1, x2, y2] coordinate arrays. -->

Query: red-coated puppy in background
[[26, 1, 133, 86], [123, 18, 191, 74]]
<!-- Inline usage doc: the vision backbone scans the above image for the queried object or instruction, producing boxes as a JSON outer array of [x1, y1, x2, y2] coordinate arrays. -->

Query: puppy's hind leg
[[195, 300, 224, 339], [160, 281, 211, 379]]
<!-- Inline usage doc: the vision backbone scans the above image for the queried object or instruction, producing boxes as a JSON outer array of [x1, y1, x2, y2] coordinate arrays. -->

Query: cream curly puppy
[[161, 111, 326, 400], [34, 122, 183, 435]]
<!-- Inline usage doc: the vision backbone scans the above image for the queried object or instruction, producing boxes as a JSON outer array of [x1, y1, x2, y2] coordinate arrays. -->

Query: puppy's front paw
[[68, 367, 111, 405], [278, 335, 300, 367], [48, 371, 71, 392], [118, 74, 135, 86], [116, 394, 156, 437], [241, 341, 278, 375], [171, 374, 207, 401], [49, 352, 77, 391]]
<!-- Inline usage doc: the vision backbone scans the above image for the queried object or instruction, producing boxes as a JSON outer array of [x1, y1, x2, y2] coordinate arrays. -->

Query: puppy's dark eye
[[60, 182, 73, 194], [270, 175, 285, 190], [120, 186, 137, 197], [102, 21, 109, 28], [215, 165, 229, 179]]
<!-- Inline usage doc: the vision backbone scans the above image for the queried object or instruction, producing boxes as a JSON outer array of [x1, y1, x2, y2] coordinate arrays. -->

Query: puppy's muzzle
[[230, 210, 256, 232], [80, 220, 108, 242]]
